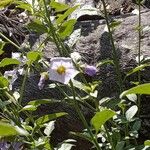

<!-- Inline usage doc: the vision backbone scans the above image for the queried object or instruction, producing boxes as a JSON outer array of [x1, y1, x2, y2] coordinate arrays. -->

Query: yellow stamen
[[57, 65, 66, 75]]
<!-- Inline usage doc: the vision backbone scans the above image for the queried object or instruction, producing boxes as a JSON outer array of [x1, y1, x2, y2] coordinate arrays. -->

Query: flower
[[38, 72, 48, 90], [49, 57, 79, 84], [84, 65, 97, 76]]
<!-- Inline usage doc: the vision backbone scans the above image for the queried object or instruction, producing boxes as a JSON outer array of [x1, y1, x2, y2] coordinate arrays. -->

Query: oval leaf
[[127, 64, 150, 77], [144, 140, 150, 146], [125, 105, 138, 121], [120, 83, 150, 98], [20, 105, 37, 112], [50, 0, 69, 12], [0, 122, 18, 136], [126, 94, 137, 103], [36, 112, 68, 125], [56, 5, 79, 24], [0, 58, 20, 68], [0, 76, 9, 88], [91, 109, 116, 133]]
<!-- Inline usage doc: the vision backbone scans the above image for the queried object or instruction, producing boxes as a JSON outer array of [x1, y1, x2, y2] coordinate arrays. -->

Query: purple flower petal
[[84, 65, 97, 76]]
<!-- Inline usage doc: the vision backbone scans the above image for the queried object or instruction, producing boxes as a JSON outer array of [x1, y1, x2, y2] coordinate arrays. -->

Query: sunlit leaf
[[0, 122, 27, 136], [96, 59, 114, 67], [58, 19, 76, 39], [144, 140, 150, 146], [56, 5, 79, 24], [0, 0, 13, 8], [91, 109, 116, 133], [27, 19, 48, 33], [126, 94, 137, 103], [70, 131, 91, 142], [57, 143, 74, 150], [120, 83, 150, 98], [125, 105, 138, 121], [0, 58, 20, 68], [15, 1, 33, 12], [28, 99, 61, 107], [0, 40, 5, 55], [0, 76, 9, 88], [44, 121, 55, 136], [0, 49, 4, 55], [50, 0, 69, 12], [109, 21, 122, 29], [36, 112, 68, 125], [20, 105, 37, 112], [126, 64, 150, 77], [27, 51, 41, 65]]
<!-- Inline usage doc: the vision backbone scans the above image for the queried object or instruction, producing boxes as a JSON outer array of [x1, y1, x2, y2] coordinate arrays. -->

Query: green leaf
[[144, 140, 150, 146], [50, 0, 69, 12], [27, 51, 41, 64], [126, 64, 150, 77], [44, 121, 55, 136], [0, 40, 5, 55], [125, 105, 138, 121], [36, 112, 68, 125], [0, 76, 9, 88], [132, 120, 141, 131], [91, 109, 116, 133], [70, 131, 91, 143], [0, 0, 13, 8], [57, 143, 74, 150], [56, 5, 79, 24], [58, 19, 76, 39], [96, 59, 114, 67], [20, 105, 37, 112], [0, 123, 17, 136], [0, 58, 20, 68], [126, 94, 137, 103], [120, 83, 150, 98], [15, 1, 33, 12], [28, 99, 60, 107], [27, 19, 48, 33], [109, 21, 122, 29], [116, 141, 125, 150], [0, 49, 4, 55]]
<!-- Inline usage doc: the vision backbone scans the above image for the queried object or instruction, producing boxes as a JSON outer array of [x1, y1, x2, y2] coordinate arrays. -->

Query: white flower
[[49, 57, 79, 84], [70, 52, 81, 62]]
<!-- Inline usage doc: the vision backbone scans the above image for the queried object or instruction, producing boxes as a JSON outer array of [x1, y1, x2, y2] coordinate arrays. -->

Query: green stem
[[101, 0, 123, 93], [70, 80, 101, 150], [43, 0, 69, 57], [0, 32, 20, 49], [55, 84, 96, 112], [137, 0, 141, 116], [104, 125, 115, 150], [19, 65, 29, 104]]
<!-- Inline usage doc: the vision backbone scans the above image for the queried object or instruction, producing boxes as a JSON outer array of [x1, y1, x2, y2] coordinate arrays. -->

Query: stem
[[56, 84, 96, 112], [19, 65, 29, 104], [101, 0, 123, 93], [43, 0, 69, 57], [70, 80, 101, 150], [104, 125, 115, 150], [137, 0, 141, 116], [0, 32, 20, 49]]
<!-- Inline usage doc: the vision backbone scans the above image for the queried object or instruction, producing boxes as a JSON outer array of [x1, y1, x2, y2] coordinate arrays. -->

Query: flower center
[[56, 65, 66, 75]]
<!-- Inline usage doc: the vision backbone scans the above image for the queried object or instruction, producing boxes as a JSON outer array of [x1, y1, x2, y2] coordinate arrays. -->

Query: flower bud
[[38, 72, 48, 90], [84, 65, 97, 77]]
